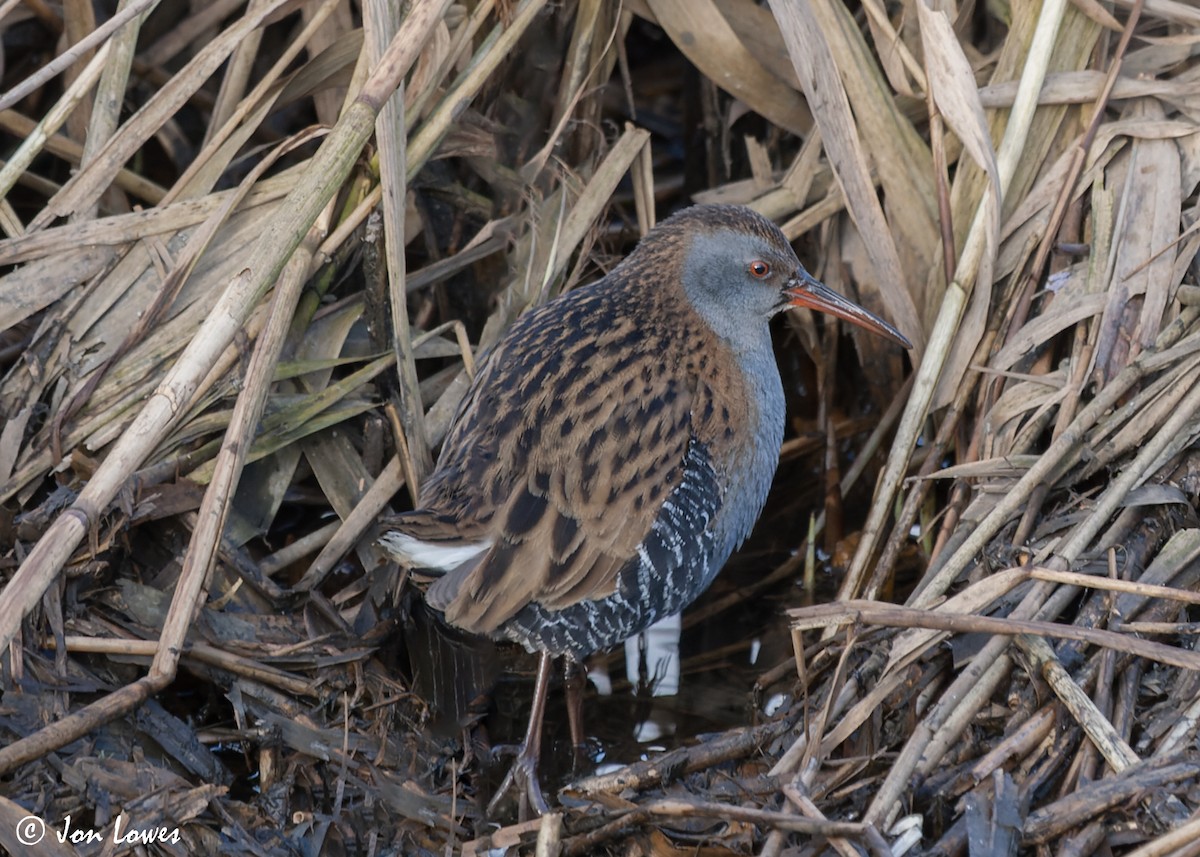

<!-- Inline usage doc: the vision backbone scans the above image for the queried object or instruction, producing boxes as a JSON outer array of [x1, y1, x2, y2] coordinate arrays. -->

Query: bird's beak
[[784, 270, 912, 349]]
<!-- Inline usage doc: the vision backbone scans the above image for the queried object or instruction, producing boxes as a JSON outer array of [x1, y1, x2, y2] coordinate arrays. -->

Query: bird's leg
[[487, 650, 553, 819], [563, 659, 587, 769]]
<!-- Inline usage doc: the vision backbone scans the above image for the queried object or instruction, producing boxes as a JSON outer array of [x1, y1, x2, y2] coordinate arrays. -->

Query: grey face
[[681, 229, 802, 350]]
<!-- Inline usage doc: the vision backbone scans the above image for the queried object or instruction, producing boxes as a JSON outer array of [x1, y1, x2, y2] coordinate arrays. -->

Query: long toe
[[486, 747, 550, 820], [516, 750, 550, 818]]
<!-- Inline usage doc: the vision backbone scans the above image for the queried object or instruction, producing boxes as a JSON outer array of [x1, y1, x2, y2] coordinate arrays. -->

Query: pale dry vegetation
[[2, 0, 1200, 854]]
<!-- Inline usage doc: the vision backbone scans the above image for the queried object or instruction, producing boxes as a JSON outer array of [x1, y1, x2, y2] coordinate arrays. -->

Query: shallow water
[[479, 541, 814, 797]]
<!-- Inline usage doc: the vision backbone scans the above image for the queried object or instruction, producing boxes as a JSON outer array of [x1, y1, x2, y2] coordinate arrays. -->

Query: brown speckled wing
[[414, 277, 700, 636]]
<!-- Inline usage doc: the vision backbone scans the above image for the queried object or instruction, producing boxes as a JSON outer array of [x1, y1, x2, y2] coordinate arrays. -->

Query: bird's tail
[[378, 511, 492, 574]]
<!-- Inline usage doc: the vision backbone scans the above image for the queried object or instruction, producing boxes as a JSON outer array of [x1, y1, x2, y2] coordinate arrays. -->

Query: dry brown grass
[[2, 0, 1199, 853]]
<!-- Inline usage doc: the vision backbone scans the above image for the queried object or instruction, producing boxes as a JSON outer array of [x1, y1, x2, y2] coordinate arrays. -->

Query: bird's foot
[[487, 742, 550, 820]]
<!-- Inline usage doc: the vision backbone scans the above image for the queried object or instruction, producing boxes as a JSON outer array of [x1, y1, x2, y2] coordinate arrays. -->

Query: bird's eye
[[749, 260, 771, 279]]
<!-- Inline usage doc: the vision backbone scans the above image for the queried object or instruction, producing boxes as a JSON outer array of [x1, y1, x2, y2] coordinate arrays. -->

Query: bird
[[380, 203, 911, 817]]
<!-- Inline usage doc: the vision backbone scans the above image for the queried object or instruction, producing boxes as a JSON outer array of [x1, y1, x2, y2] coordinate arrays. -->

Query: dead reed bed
[[2, 0, 1199, 854]]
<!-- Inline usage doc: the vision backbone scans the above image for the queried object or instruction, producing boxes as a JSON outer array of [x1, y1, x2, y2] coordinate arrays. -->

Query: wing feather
[[434, 373, 694, 634], [410, 282, 709, 636], [381, 207, 783, 652]]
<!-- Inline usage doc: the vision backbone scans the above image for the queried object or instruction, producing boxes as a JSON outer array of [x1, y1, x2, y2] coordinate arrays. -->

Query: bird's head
[[666, 204, 912, 350]]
